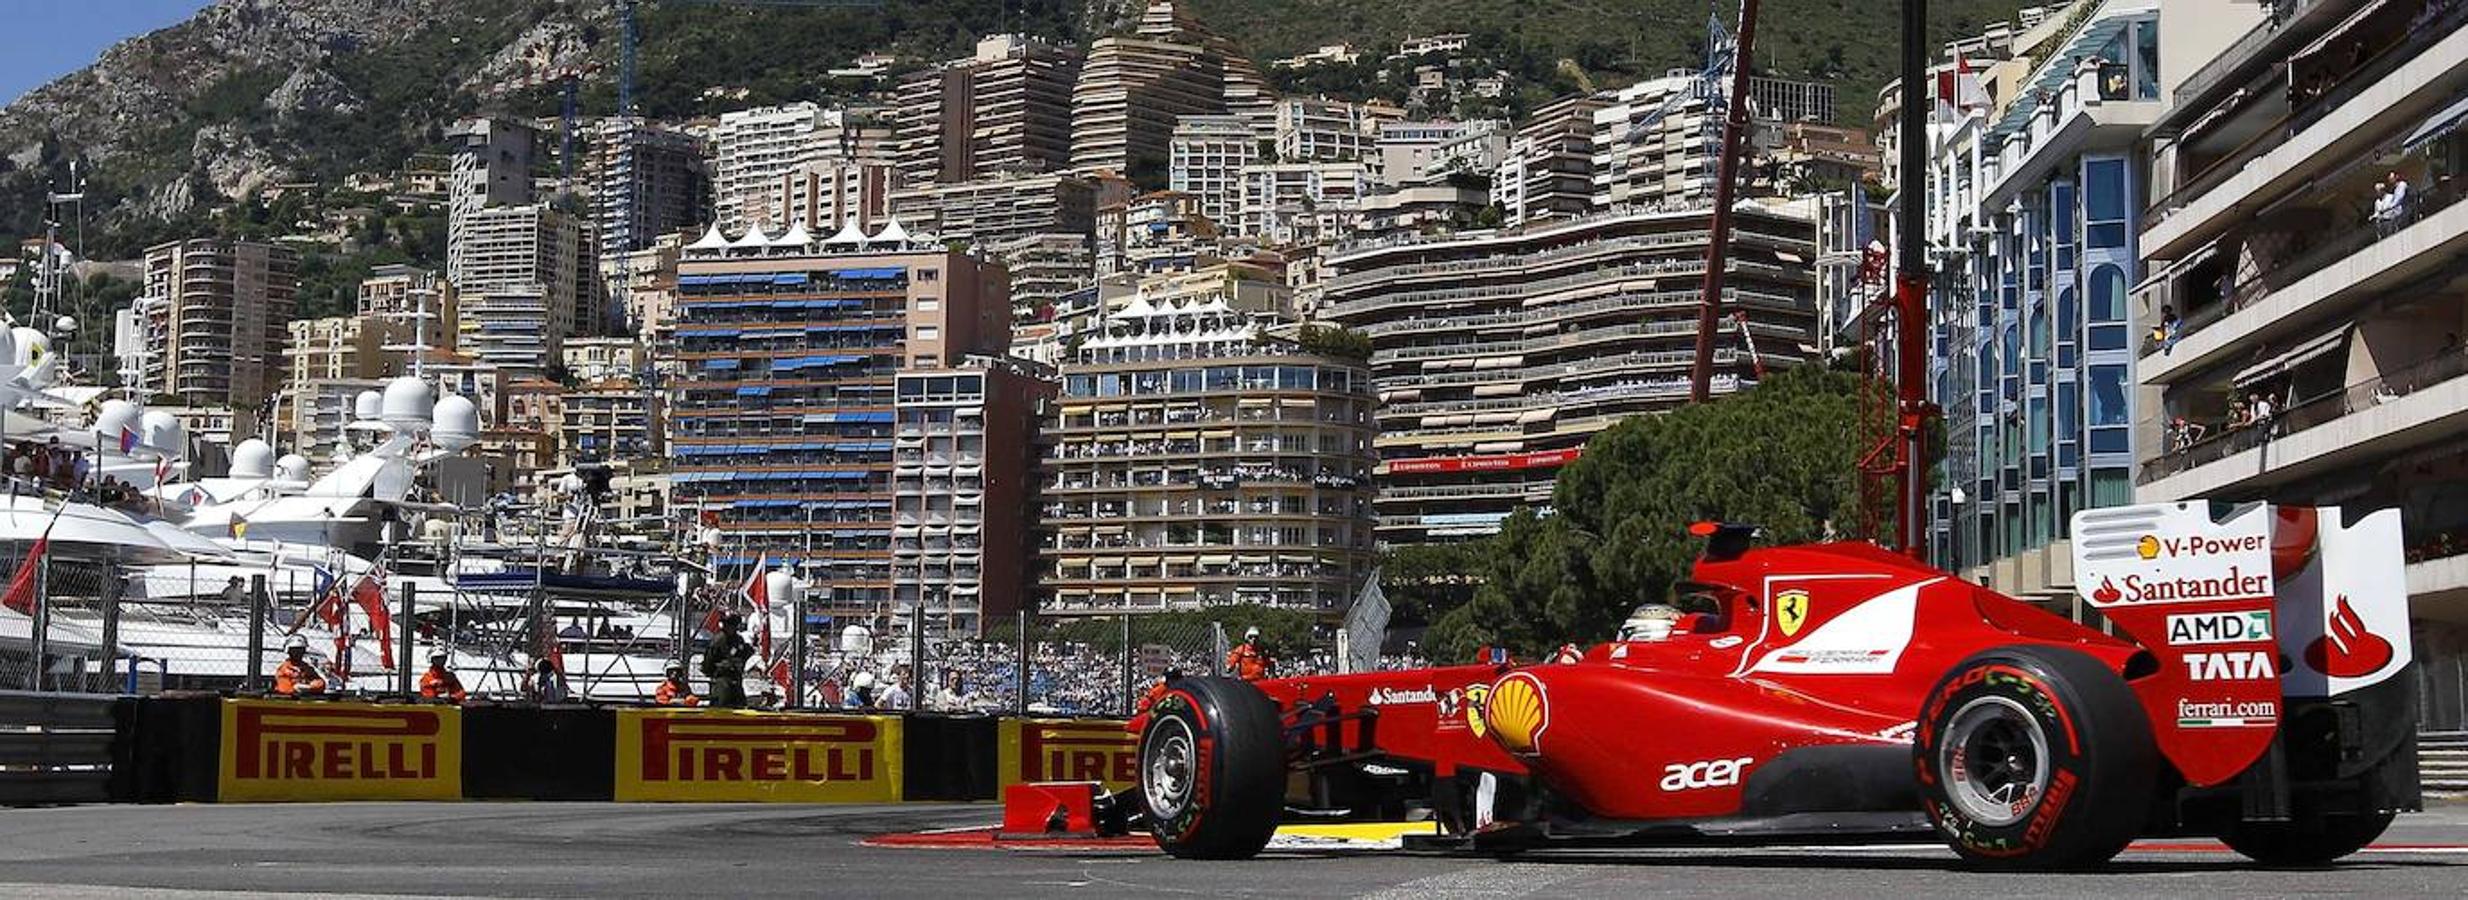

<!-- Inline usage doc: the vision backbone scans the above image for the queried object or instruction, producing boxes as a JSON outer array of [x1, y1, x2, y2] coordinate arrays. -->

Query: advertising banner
[[218, 700, 462, 802], [998, 718, 1137, 793], [615, 709, 902, 802]]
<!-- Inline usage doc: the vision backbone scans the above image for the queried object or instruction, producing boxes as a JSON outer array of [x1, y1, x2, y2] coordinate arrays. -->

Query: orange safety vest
[[1227, 643, 1270, 680], [274, 658, 327, 696], [420, 668, 467, 702], [655, 679, 702, 707]]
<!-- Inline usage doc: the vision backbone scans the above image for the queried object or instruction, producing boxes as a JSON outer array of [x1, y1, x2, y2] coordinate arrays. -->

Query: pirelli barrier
[[106, 695, 1141, 804]]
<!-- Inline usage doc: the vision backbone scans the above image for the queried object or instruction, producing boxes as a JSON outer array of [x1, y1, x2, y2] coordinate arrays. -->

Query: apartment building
[[446, 118, 537, 284], [1748, 76, 1839, 124], [891, 34, 1080, 186], [452, 204, 593, 377], [710, 103, 888, 233], [1240, 162, 1368, 246], [886, 172, 1101, 249], [1494, 93, 1611, 226], [1274, 97, 1373, 162], [358, 264, 455, 353], [775, 159, 898, 233], [670, 222, 1009, 614], [2129, 0, 2468, 727], [1592, 71, 1722, 208], [1915, 1, 2171, 598], [1039, 293, 1376, 615], [1097, 190, 1225, 277], [1169, 115, 1258, 227], [891, 357, 1053, 633], [1071, 1, 1272, 187], [559, 382, 661, 467], [1370, 120, 1505, 187], [1322, 205, 1817, 543], [136, 239, 298, 410], [986, 232, 1095, 320]]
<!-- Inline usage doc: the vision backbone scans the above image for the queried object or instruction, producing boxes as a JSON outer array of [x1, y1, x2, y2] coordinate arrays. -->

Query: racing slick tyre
[[1915, 645, 2157, 871], [1139, 676, 1283, 859], [2220, 812, 2395, 866]]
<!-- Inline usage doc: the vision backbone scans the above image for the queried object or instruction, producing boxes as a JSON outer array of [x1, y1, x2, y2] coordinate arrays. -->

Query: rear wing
[[2070, 502, 2411, 786]]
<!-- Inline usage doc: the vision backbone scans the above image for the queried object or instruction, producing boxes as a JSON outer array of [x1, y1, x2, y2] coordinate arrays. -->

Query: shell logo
[[1483, 674, 1549, 755], [2136, 535, 2161, 560]]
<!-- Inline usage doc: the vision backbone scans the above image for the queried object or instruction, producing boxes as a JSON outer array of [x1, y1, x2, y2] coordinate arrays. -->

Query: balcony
[[2138, 346, 2468, 499]]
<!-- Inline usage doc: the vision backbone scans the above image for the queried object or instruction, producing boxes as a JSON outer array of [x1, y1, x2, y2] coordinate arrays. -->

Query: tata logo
[[1775, 590, 1811, 637], [2165, 610, 2273, 647], [1367, 686, 1438, 706], [1019, 721, 1136, 785], [2183, 650, 2275, 681], [1660, 756, 1754, 791], [639, 716, 877, 783], [232, 705, 442, 781]]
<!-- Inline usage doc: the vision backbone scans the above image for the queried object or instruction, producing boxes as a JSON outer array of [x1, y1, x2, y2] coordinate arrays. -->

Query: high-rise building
[[986, 232, 1096, 320], [892, 356, 1054, 633], [1494, 93, 1609, 226], [2128, 0, 2468, 722], [1169, 115, 1257, 227], [137, 239, 298, 410], [1909, 2, 2167, 600], [887, 172, 1099, 248], [1322, 205, 1817, 543], [776, 159, 898, 233], [1591, 72, 1722, 209], [447, 118, 539, 286], [1039, 290, 1376, 615], [710, 103, 889, 233], [670, 222, 1012, 614], [453, 204, 592, 376], [1071, 1, 1273, 188], [588, 118, 708, 266], [892, 34, 1081, 187], [559, 382, 661, 467], [1746, 76, 1837, 124], [358, 264, 455, 354]]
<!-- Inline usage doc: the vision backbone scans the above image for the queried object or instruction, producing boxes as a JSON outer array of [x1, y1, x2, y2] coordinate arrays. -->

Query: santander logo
[[2304, 596, 2395, 679], [2093, 577, 2122, 604]]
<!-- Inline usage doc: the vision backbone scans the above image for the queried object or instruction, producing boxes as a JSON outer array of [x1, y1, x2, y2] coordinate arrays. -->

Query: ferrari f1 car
[[1126, 502, 2422, 868]]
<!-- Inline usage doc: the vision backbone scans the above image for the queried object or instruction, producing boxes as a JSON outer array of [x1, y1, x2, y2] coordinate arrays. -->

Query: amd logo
[[1660, 756, 1754, 791]]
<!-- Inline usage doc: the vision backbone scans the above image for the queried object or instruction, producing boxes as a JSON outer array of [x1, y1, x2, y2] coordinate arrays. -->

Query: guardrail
[[0, 690, 120, 805]]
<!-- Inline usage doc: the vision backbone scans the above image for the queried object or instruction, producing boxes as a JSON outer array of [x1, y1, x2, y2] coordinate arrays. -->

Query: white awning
[[2233, 325, 2351, 388], [2293, 0, 2394, 67]]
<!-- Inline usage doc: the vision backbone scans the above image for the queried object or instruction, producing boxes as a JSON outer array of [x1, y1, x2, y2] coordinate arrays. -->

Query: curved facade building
[[1322, 205, 1817, 542]]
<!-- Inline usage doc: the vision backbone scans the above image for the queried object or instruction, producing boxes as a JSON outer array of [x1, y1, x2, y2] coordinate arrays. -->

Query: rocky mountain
[[0, 0, 2031, 259]]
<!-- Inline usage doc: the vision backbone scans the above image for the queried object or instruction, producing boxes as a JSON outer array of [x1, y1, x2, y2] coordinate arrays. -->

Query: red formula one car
[[1126, 503, 2422, 868]]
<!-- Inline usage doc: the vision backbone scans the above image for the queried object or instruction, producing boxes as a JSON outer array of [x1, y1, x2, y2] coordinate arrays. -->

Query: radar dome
[[230, 439, 276, 478], [381, 376, 435, 431], [764, 571, 802, 608], [95, 400, 142, 442], [432, 393, 479, 452], [52, 315, 76, 335], [138, 410, 184, 455], [273, 454, 312, 483], [354, 391, 384, 422]]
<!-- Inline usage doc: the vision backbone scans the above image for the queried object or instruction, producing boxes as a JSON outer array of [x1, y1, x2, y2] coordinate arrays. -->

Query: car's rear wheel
[[1916, 645, 2156, 870], [1139, 676, 1283, 859], [2221, 812, 2394, 866]]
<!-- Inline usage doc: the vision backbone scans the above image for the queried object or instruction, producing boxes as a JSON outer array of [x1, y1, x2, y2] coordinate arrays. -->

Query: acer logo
[[1660, 756, 1753, 791], [2182, 650, 2274, 681]]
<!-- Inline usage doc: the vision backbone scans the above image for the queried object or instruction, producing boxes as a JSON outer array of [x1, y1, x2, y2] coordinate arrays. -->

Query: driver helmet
[[1617, 603, 1685, 642], [283, 634, 310, 652], [851, 670, 876, 690]]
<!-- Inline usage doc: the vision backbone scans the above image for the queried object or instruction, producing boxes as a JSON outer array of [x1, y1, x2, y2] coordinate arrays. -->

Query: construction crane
[[595, 0, 885, 332]]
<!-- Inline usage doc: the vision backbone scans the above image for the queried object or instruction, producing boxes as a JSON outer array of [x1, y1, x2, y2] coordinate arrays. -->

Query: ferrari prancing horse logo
[[1776, 589, 1811, 637]]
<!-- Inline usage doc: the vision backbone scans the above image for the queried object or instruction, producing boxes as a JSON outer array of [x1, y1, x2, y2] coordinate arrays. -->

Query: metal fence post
[[909, 603, 924, 712], [398, 582, 416, 699], [790, 584, 807, 709], [675, 570, 697, 674], [1211, 622, 1228, 678], [246, 574, 268, 692], [99, 562, 123, 694], [1119, 614, 1133, 717], [1014, 606, 1029, 716], [25, 548, 47, 691]]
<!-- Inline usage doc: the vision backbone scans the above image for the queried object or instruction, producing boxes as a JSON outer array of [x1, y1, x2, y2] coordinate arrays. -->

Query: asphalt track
[[2, 801, 2465, 898]]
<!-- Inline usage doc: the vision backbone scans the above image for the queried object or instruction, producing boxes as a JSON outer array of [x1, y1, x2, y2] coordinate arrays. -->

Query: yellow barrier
[[218, 700, 462, 802], [998, 718, 1137, 793], [614, 708, 903, 802]]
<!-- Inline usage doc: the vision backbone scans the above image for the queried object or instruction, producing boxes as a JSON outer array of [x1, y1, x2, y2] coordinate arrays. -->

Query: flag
[[1, 534, 50, 616], [154, 457, 174, 483], [289, 566, 348, 636], [1340, 568, 1390, 675], [118, 426, 139, 453], [742, 558, 792, 691], [229, 514, 249, 540], [1934, 51, 1990, 122], [352, 570, 393, 670]]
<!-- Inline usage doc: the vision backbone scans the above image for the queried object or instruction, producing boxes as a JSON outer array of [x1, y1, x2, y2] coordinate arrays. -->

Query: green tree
[[1424, 366, 1870, 659]]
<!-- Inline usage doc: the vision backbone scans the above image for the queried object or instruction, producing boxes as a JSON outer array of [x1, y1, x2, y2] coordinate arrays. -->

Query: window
[[915, 325, 940, 341], [2134, 21, 2161, 101], [2058, 288, 2079, 341], [2089, 266, 2125, 321], [917, 298, 940, 312], [918, 269, 939, 283], [2087, 365, 2128, 426]]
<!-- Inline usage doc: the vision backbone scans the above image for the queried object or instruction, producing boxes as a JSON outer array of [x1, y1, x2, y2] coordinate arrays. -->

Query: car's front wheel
[[1915, 645, 2156, 870], [1139, 676, 1283, 859]]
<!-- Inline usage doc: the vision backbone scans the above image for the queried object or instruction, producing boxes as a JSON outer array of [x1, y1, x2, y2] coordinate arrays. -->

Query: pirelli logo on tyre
[[615, 709, 903, 802], [999, 718, 1138, 792], [218, 700, 463, 802]]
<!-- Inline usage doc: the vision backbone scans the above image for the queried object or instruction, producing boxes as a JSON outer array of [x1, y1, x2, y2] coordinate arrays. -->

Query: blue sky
[[1, 1, 214, 106]]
